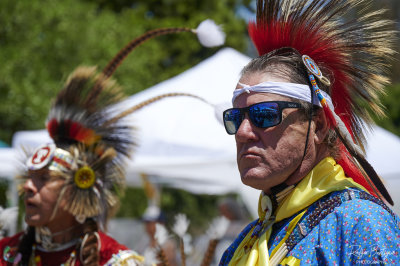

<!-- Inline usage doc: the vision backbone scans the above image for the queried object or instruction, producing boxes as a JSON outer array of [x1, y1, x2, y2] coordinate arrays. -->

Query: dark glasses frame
[[223, 101, 303, 135]]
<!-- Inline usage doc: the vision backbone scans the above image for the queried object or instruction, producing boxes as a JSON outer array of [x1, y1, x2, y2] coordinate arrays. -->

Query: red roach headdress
[[249, 0, 396, 204]]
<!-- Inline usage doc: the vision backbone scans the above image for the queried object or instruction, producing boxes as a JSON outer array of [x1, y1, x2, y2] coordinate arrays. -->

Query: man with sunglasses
[[219, 0, 400, 265], [224, 73, 315, 197]]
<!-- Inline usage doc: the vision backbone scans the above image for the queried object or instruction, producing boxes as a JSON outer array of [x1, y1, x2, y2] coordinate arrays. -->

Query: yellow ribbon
[[228, 157, 367, 265]]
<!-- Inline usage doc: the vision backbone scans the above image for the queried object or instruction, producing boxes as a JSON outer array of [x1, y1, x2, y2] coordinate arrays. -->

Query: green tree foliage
[[372, 84, 400, 136], [0, 0, 251, 144]]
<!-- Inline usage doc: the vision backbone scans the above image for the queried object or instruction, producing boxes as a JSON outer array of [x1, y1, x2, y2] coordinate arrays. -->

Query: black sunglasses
[[223, 101, 303, 135]]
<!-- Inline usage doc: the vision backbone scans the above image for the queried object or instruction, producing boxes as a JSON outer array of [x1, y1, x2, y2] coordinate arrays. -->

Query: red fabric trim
[[52, 156, 71, 169], [0, 231, 129, 265]]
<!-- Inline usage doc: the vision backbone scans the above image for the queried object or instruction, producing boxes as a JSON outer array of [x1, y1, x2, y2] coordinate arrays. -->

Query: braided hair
[[80, 218, 100, 266], [15, 226, 35, 266]]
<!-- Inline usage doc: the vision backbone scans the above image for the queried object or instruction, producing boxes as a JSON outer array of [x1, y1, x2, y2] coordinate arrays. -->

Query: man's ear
[[313, 108, 330, 144]]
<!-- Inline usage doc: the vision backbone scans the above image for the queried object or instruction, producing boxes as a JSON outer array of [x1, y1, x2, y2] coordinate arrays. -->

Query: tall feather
[[250, 0, 396, 204], [103, 19, 224, 79], [154, 223, 171, 266], [87, 19, 225, 105], [172, 214, 190, 266], [105, 92, 213, 127], [200, 216, 230, 266]]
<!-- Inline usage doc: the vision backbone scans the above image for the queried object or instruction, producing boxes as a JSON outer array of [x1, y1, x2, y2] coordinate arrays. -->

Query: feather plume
[[206, 216, 230, 239], [105, 93, 213, 127], [172, 213, 190, 238], [194, 19, 226, 47], [154, 223, 171, 266], [251, 0, 396, 204], [172, 214, 190, 266], [155, 223, 169, 246], [200, 216, 230, 266], [143, 248, 159, 266], [0, 207, 18, 239], [100, 19, 224, 81]]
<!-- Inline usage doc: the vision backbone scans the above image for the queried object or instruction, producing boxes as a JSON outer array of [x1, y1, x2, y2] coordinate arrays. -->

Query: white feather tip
[[143, 248, 159, 266], [206, 216, 230, 239], [195, 19, 225, 47], [172, 213, 190, 238], [154, 223, 169, 245]]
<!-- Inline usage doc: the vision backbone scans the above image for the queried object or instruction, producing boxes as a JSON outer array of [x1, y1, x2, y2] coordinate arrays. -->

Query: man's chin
[[25, 215, 42, 227], [241, 173, 266, 190], [240, 169, 277, 192]]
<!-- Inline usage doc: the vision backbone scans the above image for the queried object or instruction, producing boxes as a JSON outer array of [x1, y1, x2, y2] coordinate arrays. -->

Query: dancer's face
[[23, 169, 72, 229]]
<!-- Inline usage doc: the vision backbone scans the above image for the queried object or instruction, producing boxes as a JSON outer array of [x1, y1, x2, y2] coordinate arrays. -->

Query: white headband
[[232, 81, 333, 109]]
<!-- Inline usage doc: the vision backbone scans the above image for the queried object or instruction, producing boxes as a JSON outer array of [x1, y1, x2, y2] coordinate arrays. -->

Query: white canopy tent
[[0, 148, 19, 179], [4, 47, 400, 216], [364, 126, 400, 214]]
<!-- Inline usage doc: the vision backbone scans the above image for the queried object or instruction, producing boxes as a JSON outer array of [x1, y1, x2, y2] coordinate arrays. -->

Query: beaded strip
[[285, 188, 398, 251], [243, 194, 274, 253]]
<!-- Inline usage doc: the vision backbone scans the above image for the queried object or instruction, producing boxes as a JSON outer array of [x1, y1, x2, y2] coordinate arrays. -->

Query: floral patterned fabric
[[220, 188, 400, 265]]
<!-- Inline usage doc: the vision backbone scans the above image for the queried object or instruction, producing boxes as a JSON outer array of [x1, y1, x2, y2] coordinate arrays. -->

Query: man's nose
[[23, 178, 37, 194], [235, 116, 258, 143]]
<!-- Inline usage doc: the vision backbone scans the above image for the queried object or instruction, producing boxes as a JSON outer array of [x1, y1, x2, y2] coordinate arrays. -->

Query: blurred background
[[0, 0, 400, 264]]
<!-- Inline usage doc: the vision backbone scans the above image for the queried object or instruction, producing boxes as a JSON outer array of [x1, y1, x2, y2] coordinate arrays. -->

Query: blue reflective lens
[[223, 108, 242, 134], [223, 101, 302, 135], [248, 102, 280, 128]]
